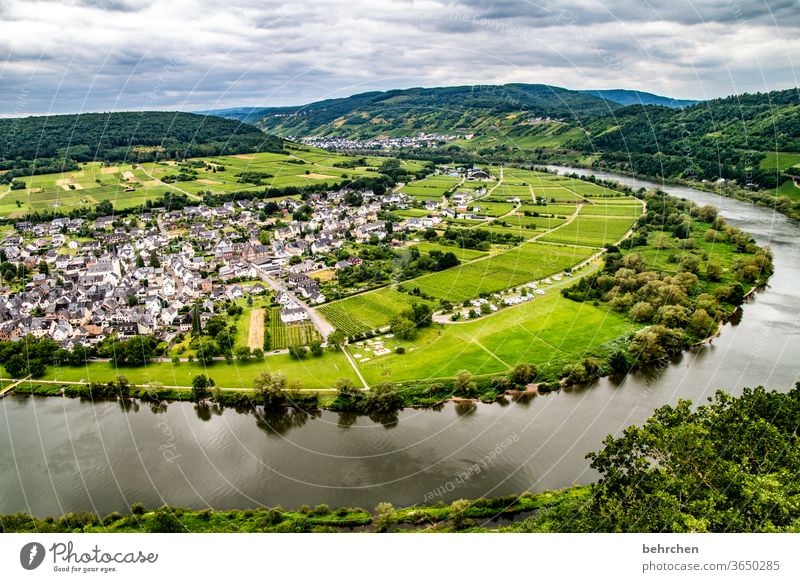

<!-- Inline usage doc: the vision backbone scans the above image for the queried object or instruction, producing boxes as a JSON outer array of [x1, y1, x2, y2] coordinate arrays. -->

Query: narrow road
[[342, 347, 370, 390], [252, 265, 334, 338], [138, 164, 202, 201]]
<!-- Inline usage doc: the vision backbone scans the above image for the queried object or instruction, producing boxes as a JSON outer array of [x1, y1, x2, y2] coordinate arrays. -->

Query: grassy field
[[0, 162, 175, 218], [268, 307, 320, 349], [538, 216, 637, 248], [0, 148, 382, 218], [358, 291, 638, 384], [759, 151, 800, 171], [41, 351, 359, 390], [318, 288, 435, 336], [409, 243, 595, 303], [400, 175, 461, 199], [772, 179, 800, 200], [410, 241, 488, 261]]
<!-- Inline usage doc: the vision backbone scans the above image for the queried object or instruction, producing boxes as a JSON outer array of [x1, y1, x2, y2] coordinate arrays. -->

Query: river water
[[2, 169, 799, 517]]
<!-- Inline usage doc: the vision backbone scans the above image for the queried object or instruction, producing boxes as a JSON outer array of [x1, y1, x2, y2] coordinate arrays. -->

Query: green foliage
[[0, 112, 282, 176]]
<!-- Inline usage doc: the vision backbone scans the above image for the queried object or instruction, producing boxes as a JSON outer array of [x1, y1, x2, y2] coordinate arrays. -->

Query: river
[[2, 169, 799, 517]]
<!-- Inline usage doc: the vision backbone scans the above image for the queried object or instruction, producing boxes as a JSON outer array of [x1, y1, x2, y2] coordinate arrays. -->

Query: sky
[[0, 0, 797, 115]]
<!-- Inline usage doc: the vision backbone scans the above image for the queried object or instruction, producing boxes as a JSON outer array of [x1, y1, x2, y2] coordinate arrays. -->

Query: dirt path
[[247, 309, 265, 350]]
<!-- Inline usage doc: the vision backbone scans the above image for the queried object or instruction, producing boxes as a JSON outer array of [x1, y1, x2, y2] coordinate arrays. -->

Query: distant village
[[300, 132, 470, 151], [0, 170, 493, 350]]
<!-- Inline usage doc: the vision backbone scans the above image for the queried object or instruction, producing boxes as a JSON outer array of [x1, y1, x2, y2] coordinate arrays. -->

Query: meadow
[[400, 175, 462, 199], [41, 350, 359, 390], [409, 243, 595, 303], [357, 291, 638, 384]]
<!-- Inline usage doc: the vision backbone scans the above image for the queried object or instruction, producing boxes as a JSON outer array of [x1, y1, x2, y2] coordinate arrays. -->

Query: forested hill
[[573, 88, 800, 187], [0, 111, 282, 176], [578, 89, 698, 108], [248, 84, 620, 138]]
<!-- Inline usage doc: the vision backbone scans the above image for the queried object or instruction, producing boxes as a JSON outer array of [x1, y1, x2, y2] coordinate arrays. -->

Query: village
[[0, 177, 487, 353]]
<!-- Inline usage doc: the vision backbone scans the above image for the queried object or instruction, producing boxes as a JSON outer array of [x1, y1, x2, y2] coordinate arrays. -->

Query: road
[[252, 265, 334, 338]]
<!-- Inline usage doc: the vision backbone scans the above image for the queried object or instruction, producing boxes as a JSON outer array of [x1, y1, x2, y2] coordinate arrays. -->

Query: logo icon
[[20, 542, 46, 570]]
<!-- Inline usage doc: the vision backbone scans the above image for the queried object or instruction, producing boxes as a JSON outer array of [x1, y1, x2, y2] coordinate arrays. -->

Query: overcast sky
[[0, 0, 797, 115]]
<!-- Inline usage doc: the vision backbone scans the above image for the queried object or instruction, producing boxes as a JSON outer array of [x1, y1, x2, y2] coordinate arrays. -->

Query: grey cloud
[[0, 0, 796, 114]]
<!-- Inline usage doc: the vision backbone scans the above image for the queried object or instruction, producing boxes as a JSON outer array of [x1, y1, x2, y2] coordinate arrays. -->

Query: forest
[[0, 111, 283, 181]]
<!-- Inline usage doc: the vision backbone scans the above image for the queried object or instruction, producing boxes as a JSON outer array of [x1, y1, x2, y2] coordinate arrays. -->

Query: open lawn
[[41, 351, 358, 390], [760, 151, 800, 171], [772, 179, 800, 200], [358, 291, 638, 384]]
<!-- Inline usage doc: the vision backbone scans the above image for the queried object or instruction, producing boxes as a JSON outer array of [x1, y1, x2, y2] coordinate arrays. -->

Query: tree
[[234, 346, 252, 362], [194, 337, 219, 364], [453, 370, 477, 397], [365, 382, 403, 413], [688, 308, 715, 338], [253, 371, 287, 410], [586, 386, 800, 532], [374, 502, 396, 533], [309, 339, 324, 357], [37, 260, 49, 275], [191, 374, 213, 401], [389, 316, 416, 341], [508, 363, 538, 387], [449, 499, 472, 530], [705, 262, 723, 282], [327, 330, 346, 351]]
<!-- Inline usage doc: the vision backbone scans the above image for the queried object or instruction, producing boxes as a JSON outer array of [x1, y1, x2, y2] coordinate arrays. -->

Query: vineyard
[[268, 308, 320, 349], [318, 288, 433, 336]]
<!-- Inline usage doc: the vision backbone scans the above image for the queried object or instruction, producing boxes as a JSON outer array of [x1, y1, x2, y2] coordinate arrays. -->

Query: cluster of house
[[300, 133, 467, 151], [0, 179, 482, 348]]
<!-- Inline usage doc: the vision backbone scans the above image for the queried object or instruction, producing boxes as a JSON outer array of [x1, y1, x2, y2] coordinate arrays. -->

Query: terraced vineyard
[[268, 307, 320, 349]]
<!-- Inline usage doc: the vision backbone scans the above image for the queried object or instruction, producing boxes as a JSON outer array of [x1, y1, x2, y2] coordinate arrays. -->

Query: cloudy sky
[[0, 0, 797, 115]]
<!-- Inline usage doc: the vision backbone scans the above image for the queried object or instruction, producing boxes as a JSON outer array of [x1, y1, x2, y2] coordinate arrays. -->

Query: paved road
[[252, 265, 334, 338]]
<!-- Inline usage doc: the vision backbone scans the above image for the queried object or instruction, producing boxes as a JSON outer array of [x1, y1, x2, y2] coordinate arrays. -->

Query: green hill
[[0, 111, 282, 182], [249, 84, 619, 139], [574, 88, 800, 187]]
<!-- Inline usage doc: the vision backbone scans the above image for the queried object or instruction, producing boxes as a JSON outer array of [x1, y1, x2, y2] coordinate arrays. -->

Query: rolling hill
[[0, 111, 283, 180], [578, 89, 699, 108], [236, 84, 621, 139]]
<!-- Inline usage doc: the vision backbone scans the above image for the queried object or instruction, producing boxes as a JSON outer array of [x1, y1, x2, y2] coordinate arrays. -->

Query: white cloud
[[0, 0, 796, 114]]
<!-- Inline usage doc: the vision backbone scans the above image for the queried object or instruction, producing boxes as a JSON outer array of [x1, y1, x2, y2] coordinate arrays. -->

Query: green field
[[538, 215, 636, 248], [269, 307, 320, 349], [318, 288, 435, 336], [358, 291, 638, 384], [42, 351, 359, 390], [410, 241, 488, 261], [0, 162, 175, 218], [0, 148, 382, 218], [772, 179, 800, 200], [759, 151, 800, 171], [408, 243, 595, 303], [578, 202, 643, 217], [400, 175, 461, 199]]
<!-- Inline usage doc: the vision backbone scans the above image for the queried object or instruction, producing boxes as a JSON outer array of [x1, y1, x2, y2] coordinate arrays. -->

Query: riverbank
[[0, 487, 587, 532]]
